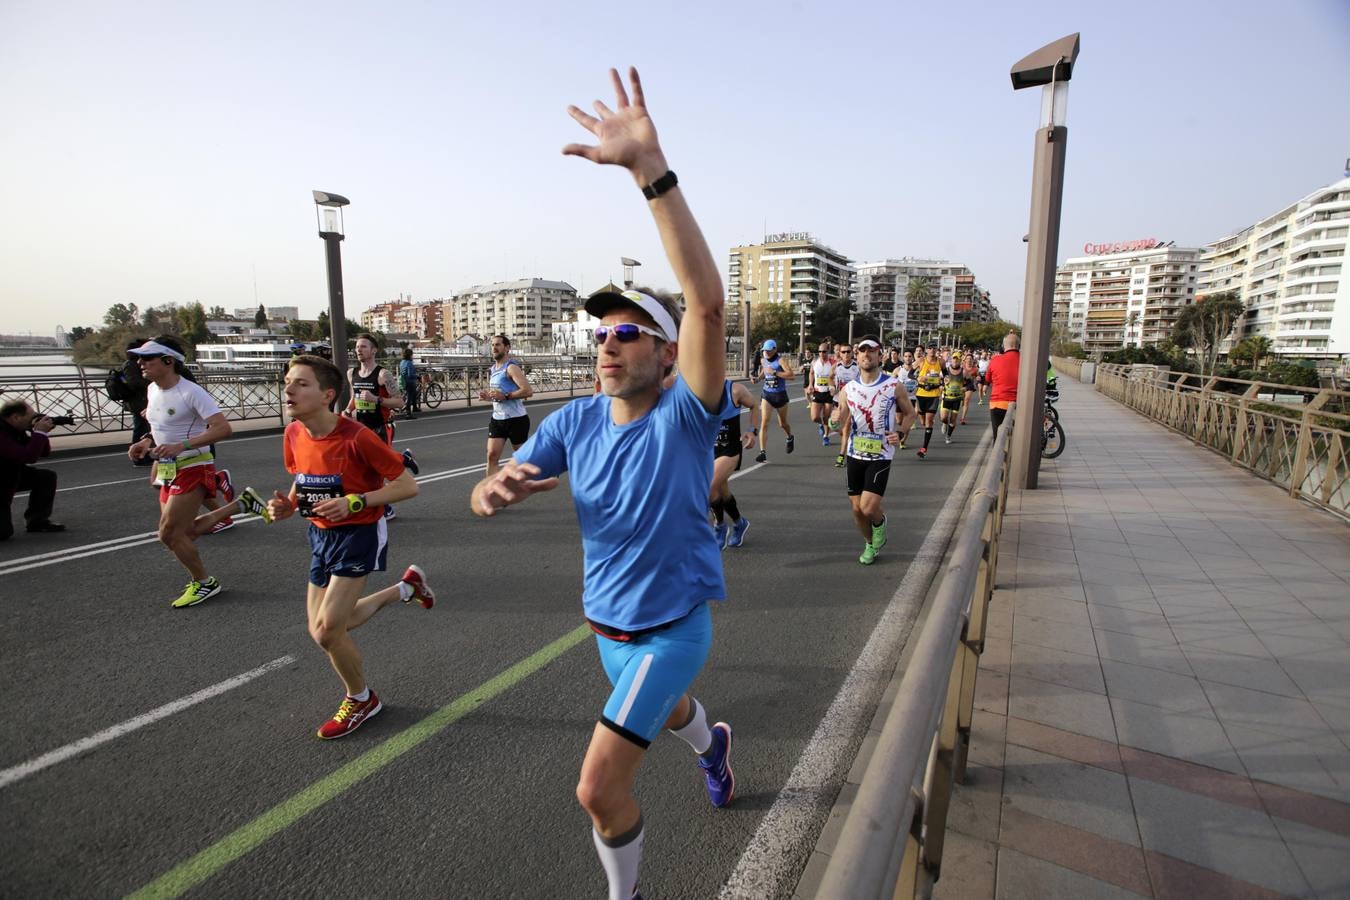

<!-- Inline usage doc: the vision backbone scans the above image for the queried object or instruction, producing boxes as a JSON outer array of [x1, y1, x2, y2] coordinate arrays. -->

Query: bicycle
[[1044, 385, 1060, 423], [422, 379, 446, 409], [1041, 408, 1066, 459]]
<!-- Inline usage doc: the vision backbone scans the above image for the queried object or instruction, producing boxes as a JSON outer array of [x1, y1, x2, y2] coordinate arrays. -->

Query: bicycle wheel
[[423, 382, 444, 409], [1041, 416, 1066, 459], [1044, 402, 1060, 423]]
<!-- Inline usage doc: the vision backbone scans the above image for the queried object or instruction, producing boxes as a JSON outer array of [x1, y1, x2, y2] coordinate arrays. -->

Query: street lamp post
[[848, 310, 856, 345], [1008, 33, 1079, 491], [742, 283, 757, 378], [621, 256, 642, 290], [313, 190, 351, 400]]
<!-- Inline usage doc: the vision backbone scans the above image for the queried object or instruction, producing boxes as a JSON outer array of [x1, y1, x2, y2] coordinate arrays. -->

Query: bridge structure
[[2, 367, 1347, 898]]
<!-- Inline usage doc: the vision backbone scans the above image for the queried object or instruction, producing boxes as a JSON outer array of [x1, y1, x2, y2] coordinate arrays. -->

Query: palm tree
[[1248, 335, 1272, 370], [905, 278, 935, 338]]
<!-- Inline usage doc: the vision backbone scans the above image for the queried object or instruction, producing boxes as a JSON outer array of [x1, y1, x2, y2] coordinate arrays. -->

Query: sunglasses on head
[[594, 322, 665, 344]]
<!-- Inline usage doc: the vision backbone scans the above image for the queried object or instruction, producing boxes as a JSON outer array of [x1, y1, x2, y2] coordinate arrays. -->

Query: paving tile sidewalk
[[934, 376, 1350, 900]]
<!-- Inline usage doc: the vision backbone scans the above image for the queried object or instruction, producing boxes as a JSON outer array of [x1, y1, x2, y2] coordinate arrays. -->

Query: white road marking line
[[719, 431, 991, 900], [43, 399, 571, 464], [15, 475, 147, 499], [0, 515, 264, 576], [0, 460, 486, 574], [0, 655, 297, 789]]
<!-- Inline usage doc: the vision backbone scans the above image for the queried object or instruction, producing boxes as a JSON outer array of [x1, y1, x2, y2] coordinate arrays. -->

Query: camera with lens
[[37, 411, 77, 427]]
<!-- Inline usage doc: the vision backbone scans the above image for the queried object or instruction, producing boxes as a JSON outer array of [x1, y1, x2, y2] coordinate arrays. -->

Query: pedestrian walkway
[[934, 376, 1350, 899]]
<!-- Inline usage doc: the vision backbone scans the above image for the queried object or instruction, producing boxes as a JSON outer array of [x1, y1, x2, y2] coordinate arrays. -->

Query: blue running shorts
[[307, 520, 388, 587], [595, 602, 712, 747]]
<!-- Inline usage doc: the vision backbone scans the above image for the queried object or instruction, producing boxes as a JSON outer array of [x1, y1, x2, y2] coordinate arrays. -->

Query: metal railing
[[1053, 355, 1084, 380], [816, 410, 1014, 899], [0, 355, 752, 438], [1094, 364, 1349, 519]]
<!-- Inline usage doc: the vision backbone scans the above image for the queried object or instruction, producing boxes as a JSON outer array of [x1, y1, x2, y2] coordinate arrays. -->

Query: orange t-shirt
[[284, 417, 406, 528]]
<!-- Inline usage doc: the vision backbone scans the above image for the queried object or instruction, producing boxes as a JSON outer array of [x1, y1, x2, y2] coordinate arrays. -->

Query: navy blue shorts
[[307, 520, 388, 587]]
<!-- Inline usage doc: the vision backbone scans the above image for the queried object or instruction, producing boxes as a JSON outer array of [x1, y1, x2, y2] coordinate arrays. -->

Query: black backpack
[[104, 369, 128, 402]]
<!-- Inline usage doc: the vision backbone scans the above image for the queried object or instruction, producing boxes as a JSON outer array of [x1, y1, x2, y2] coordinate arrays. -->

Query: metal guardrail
[[0, 355, 752, 438], [1094, 364, 1349, 520], [816, 408, 1014, 899]]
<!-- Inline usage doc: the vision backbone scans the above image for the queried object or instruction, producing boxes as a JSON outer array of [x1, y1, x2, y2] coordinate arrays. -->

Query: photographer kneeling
[[0, 398, 66, 540]]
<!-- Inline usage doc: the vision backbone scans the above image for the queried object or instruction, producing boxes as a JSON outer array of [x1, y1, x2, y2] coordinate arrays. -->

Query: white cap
[[126, 340, 186, 363], [583, 290, 679, 343]]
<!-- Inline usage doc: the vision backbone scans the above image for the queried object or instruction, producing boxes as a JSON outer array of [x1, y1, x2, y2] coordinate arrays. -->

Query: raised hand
[[563, 67, 667, 182]]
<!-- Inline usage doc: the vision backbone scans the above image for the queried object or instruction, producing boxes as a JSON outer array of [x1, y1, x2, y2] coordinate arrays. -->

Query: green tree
[[905, 277, 934, 307], [67, 325, 95, 343], [254, 304, 267, 328], [811, 299, 879, 346], [316, 311, 366, 341], [750, 302, 800, 352], [1174, 291, 1243, 377], [1230, 335, 1272, 369], [287, 319, 318, 341], [956, 320, 1021, 351], [176, 302, 210, 346], [207, 305, 227, 319], [103, 302, 139, 328]]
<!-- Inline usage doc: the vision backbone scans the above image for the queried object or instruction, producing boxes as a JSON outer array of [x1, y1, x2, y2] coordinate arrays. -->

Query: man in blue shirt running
[[470, 66, 733, 900]]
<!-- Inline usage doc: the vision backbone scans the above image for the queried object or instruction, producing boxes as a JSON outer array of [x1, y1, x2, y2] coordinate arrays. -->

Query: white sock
[[593, 818, 643, 900], [669, 697, 712, 756], [397, 581, 414, 601], [348, 687, 370, 702]]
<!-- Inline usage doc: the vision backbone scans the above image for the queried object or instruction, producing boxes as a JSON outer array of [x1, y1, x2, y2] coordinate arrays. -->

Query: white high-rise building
[[441, 278, 579, 347], [855, 258, 968, 340], [1053, 241, 1202, 353], [1198, 175, 1350, 360]]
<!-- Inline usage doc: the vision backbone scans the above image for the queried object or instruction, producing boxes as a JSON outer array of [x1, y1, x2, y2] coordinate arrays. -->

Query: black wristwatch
[[641, 170, 678, 200]]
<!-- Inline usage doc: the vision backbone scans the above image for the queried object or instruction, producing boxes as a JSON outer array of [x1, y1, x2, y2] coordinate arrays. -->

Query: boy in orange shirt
[[235, 355, 434, 739]]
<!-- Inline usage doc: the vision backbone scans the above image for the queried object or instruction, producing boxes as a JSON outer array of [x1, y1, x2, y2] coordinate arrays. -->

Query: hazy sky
[[3, 0, 1348, 337]]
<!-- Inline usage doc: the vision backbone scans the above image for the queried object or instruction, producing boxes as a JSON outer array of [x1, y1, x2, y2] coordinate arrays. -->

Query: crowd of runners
[[10, 68, 1021, 899]]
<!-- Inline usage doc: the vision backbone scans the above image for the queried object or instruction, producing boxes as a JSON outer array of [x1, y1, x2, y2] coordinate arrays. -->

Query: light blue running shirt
[[491, 359, 527, 420], [514, 375, 733, 631]]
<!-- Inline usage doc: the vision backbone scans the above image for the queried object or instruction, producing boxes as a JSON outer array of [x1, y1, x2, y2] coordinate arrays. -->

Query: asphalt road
[[2, 388, 990, 899]]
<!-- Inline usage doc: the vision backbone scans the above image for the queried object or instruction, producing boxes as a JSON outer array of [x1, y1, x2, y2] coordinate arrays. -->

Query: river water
[[0, 355, 83, 379]]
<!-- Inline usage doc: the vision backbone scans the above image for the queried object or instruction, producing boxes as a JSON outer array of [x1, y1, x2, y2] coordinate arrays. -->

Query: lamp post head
[[1010, 34, 1080, 90], [620, 257, 641, 268], [313, 190, 350, 238]]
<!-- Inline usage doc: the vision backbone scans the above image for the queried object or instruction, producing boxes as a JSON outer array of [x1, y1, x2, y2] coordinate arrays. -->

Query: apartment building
[[1053, 241, 1202, 353], [1198, 175, 1350, 359], [729, 233, 854, 319], [442, 278, 579, 346], [854, 258, 970, 339]]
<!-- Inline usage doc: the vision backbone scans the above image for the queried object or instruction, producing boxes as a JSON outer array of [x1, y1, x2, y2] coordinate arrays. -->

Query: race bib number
[[295, 473, 344, 518], [852, 434, 884, 455], [815, 376, 831, 388], [354, 396, 378, 412], [155, 457, 178, 485]]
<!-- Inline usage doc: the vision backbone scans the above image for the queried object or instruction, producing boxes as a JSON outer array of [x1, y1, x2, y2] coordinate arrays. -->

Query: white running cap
[[127, 340, 186, 363], [584, 290, 679, 343]]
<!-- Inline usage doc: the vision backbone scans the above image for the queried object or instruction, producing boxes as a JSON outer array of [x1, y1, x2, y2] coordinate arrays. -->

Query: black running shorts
[[942, 398, 962, 411], [488, 414, 530, 446], [810, 390, 832, 404], [917, 395, 939, 415], [846, 457, 891, 497], [762, 392, 789, 409]]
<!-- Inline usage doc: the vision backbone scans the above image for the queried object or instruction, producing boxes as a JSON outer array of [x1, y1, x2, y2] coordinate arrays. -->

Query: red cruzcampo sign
[[1084, 238, 1159, 255]]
